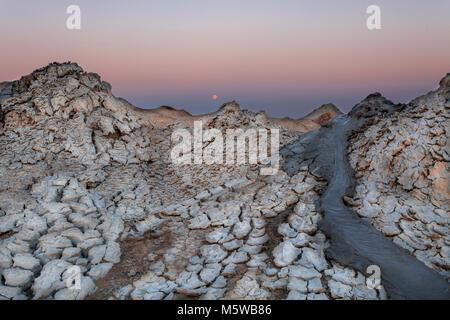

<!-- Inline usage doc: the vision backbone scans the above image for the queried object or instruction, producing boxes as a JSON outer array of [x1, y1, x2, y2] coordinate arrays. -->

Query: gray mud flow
[[281, 114, 450, 300]]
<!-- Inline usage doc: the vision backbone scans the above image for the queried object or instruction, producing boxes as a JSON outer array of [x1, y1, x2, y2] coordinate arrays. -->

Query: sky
[[1, 0, 449, 117]]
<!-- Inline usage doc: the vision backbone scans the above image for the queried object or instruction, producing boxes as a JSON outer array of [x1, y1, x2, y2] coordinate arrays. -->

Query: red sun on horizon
[[212, 94, 218, 100]]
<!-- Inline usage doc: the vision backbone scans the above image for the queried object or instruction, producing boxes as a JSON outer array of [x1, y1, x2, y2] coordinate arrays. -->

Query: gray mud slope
[[281, 105, 450, 300]]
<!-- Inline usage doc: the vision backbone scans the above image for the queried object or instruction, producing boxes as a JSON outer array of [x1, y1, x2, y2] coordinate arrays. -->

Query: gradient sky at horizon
[[1, 0, 449, 117]]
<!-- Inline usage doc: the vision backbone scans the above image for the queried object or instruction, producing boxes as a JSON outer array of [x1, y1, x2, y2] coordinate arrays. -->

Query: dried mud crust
[[282, 101, 450, 299], [348, 99, 450, 278], [87, 228, 174, 300], [0, 63, 448, 300]]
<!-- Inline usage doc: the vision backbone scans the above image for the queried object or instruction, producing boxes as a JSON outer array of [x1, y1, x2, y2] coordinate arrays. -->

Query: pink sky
[[1, 0, 449, 116]]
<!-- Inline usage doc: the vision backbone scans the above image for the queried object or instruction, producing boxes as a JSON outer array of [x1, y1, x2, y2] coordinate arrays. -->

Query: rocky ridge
[[347, 78, 450, 279]]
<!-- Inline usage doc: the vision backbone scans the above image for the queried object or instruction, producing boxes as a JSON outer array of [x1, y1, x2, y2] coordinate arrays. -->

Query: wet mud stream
[[282, 114, 450, 300]]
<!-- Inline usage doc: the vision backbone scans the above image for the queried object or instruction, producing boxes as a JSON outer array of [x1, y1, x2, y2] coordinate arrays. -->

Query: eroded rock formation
[[0, 63, 448, 300]]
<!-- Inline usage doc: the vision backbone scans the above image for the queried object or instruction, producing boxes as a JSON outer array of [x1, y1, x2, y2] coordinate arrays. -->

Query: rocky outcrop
[[347, 75, 450, 279], [136, 98, 341, 133], [0, 63, 448, 300], [303, 103, 342, 124]]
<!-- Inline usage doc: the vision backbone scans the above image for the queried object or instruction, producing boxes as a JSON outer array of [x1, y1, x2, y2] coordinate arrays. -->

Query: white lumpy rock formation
[[347, 76, 450, 279], [0, 63, 447, 300]]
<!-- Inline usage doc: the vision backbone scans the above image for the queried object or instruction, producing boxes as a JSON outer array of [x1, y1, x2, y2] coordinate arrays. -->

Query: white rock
[[293, 202, 314, 216], [262, 279, 288, 290], [0, 214, 22, 233], [289, 265, 321, 280], [187, 264, 203, 273], [0, 285, 22, 299], [246, 234, 269, 246], [200, 244, 228, 263], [69, 212, 99, 229], [54, 276, 96, 300], [290, 233, 312, 247], [78, 237, 103, 250], [32, 260, 72, 299], [300, 247, 328, 271], [87, 263, 113, 280], [328, 279, 353, 298], [114, 285, 133, 299], [223, 251, 249, 265], [98, 216, 124, 241], [60, 228, 85, 244], [0, 251, 12, 269], [144, 292, 165, 300], [206, 228, 230, 244], [189, 256, 204, 264], [22, 214, 48, 233], [62, 247, 81, 259], [307, 293, 329, 300], [286, 290, 307, 300], [3, 268, 34, 287], [38, 233, 73, 251], [287, 277, 308, 293], [178, 272, 205, 289], [195, 190, 211, 201], [51, 177, 69, 187], [278, 223, 297, 238], [293, 182, 314, 194], [199, 264, 221, 284], [308, 278, 325, 293], [202, 287, 225, 300], [222, 263, 236, 276], [331, 268, 360, 286], [252, 218, 266, 229], [13, 253, 40, 270], [232, 220, 251, 239], [104, 242, 121, 263], [42, 202, 72, 215], [211, 276, 227, 288], [70, 96, 93, 114], [88, 245, 106, 265], [188, 214, 211, 230], [61, 187, 81, 203], [273, 240, 300, 267], [223, 239, 243, 251]]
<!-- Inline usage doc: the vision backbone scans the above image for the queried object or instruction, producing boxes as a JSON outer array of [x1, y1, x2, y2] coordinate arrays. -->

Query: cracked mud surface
[[282, 113, 450, 299], [0, 63, 448, 300]]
